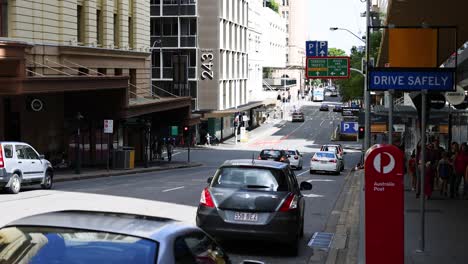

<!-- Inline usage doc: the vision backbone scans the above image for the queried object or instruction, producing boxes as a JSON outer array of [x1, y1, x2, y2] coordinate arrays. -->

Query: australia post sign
[[364, 144, 404, 264]]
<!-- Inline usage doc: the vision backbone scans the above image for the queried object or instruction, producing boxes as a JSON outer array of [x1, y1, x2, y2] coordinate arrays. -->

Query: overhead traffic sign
[[368, 68, 455, 91], [306, 41, 328, 57], [341, 121, 358, 134], [306, 56, 350, 79]]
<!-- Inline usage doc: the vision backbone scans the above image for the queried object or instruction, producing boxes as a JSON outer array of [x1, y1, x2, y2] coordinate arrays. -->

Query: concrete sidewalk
[[53, 161, 203, 183]]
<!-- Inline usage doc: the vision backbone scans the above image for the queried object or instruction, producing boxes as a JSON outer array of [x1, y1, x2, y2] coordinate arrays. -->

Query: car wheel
[[41, 171, 53, 190], [309, 169, 314, 174], [7, 174, 21, 194]]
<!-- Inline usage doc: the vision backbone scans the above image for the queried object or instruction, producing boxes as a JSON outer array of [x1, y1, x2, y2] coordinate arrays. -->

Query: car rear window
[[260, 150, 282, 158], [0, 226, 158, 264], [286, 150, 296, 155], [2, 145, 13, 158], [315, 152, 336, 159], [321, 146, 338, 152], [212, 167, 289, 192]]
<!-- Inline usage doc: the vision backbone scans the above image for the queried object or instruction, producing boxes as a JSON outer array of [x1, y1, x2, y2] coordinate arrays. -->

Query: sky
[[307, 0, 367, 55]]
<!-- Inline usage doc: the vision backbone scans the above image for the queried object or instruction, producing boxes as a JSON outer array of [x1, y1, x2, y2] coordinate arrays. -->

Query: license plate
[[321, 161, 327, 164], [234, 212, 258, 222]]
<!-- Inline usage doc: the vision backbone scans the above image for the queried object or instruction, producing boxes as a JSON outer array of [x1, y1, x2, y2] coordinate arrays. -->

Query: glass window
[[316, 152, 336, 159], [212, 167, 289, 191], [174, 232, 229, 264], [162, 17, 178, 36], [24, 146, 39, 160], [151, 18, 162, 36], [15, 145, 26, 159], [151, 0, 161, 4], [0, 226, 158, 264], [77, 5, 83, 43], [260, 149, 282, 158], [3, 145, 13, 158], [0, 0, 8, 37]]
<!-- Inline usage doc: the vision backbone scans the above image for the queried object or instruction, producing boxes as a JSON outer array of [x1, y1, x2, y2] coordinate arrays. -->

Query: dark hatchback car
[[319, 104, 329, 111], [291, 112, 305, 122], [332, 105, 342, 112], [0, 210, 249, 264], [196, 160, 313, 255], [257, 149, 290, 164]]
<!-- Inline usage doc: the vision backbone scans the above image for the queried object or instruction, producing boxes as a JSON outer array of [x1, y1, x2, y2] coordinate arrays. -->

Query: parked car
[[330, 90, 338, 97], [319, 104, 329, 111], [258, 149, 290, 164], [333, 105, 342, 112], [291, 112, 305, 122], [286, 149, 303, 170], [196, 159, 312, 256], [0, 210, 263, 264], [0, 141, 54, 194], [320, 144, 345, 171], [310, 151, 342, 175]]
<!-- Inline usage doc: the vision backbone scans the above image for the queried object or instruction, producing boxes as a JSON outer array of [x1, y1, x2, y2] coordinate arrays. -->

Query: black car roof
[[221, 159, 288, 170], [5, 210, 178, 239]]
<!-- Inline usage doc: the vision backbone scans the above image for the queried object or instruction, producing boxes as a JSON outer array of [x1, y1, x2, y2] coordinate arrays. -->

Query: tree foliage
[[266, 0, 279, 13], [328, 48, 346, 56]]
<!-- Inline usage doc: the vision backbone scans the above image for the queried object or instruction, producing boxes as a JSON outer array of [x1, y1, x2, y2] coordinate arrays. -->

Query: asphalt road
[[3, 97, 361, 264]]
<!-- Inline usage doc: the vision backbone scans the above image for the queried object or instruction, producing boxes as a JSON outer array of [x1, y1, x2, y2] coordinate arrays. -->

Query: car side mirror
[[39, 154, 45, 159], [300, 181, 312, 191], [241, 261, 265, 264], [207, 177, 213, 184]]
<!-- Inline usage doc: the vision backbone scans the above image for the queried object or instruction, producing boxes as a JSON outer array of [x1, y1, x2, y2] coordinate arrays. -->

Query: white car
[[0, 142, 54, 194], [286, 149, 303, 170], [320, 144, 345, 171], [310, 151, 342, 175]]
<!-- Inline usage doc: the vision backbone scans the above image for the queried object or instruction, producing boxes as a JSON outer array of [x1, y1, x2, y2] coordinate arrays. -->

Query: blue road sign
[[368, 68, 455, 91], [341, 121, 359, 134], [306, 41, 328, 57]]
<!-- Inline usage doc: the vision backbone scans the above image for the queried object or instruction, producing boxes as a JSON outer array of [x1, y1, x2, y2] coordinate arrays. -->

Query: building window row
[[151, 0, 196, 5], [0, 0, 8, 37]]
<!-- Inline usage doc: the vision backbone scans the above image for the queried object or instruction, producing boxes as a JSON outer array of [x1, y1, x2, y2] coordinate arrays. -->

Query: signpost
[[364, 144, 404, 264], [306, 57, 350, 79], [340, 121, 359, 134], [103, 120, 113, 171], [341, 107, 360, 117], [306, 41, 328, 57], [368, 68, 455, 91]]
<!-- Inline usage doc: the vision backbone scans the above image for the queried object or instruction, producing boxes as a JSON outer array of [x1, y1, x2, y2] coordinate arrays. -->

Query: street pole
[[389, 90, 394, 145], [418, 89, 427, 252], [187, 129, 191, 163], [364, 0, 371, 151], [75, 128, 81, 174]]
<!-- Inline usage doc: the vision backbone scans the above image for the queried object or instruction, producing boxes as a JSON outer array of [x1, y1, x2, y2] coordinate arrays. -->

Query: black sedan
[[0, 210, 262, 264], [319, 104, 329, 111], [196, 159, 313, 256], [332, 105, 342, 112], [257, 149, 290, 164]]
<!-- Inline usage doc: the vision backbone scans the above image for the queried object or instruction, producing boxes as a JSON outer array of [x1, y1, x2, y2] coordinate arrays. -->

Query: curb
[[54, 162, 203, 183]]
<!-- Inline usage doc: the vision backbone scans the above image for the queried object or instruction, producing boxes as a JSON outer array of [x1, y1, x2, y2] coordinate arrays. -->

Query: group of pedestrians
[[151, 137, 175, 162], [408, 138, 468, 199], [277, 91, 292, 103]]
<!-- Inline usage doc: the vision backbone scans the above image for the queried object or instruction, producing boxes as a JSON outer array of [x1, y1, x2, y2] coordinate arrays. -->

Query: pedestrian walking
[[437, 151, 451, 197], [166, 138, 174, 162], [451, 142, 468, 198], [424, 161, 435, 200], [206, 133, 212, 146], [156, 138, 163, 160], [408, 153, 417, 191]]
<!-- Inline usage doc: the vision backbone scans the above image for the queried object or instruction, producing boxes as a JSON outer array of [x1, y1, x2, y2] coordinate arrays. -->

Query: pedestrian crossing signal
[[359, 127, 365, 139]]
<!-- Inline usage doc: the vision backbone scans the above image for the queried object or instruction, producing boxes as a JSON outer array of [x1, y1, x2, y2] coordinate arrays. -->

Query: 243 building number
[[201, 53, 214, 80]]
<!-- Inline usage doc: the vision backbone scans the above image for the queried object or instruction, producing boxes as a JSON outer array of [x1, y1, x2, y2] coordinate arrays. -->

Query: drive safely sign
[[369, 68, 455, 91]]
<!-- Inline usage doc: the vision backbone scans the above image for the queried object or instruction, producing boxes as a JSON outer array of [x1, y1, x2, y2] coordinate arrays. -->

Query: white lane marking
[[303, 194, 324, 198], [320, 120, 325, 127], [329, 121, 333, 125], [297, 170, 310, 176], [307, 179, 335, 182], [162, 186, 185, 192]]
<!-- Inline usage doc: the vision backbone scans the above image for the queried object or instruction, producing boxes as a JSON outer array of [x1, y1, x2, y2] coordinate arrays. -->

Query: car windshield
[[0, 226, 158, 264], [321, 146, 338, 152], [315, 152, 336, 159], [211, 167, 289, 191], [260, 150, 282, 158]]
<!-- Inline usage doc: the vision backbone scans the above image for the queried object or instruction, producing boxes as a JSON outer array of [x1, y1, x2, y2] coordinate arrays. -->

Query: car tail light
[[257, 156, 262, 160], [294, 155, 299, 160], [312, 158, 318, 161], [0, 145, 3, 168], [329, 159, 337, 163], [279, 193, 298, 212], [200, 188, 215, 208], [280, 156, 287, 162]]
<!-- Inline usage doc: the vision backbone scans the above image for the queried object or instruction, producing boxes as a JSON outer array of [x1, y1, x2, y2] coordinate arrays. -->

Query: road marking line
[[320, 120, 325, 127], [303, 193, 324, 198], [307, 179, 335, 182], [162, 186, 185, 192], [297, 170, 310, 176]]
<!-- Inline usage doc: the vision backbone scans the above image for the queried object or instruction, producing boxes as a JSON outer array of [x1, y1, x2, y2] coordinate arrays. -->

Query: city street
[[0, 99, 361, 263]]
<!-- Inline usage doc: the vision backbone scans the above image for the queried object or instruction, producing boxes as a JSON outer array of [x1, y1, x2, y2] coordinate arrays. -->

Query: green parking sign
[[306, 56, 350, 79], [171, 126, 178, 136]]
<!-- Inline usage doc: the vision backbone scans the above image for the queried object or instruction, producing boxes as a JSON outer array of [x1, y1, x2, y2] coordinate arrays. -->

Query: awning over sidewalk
[[202, 99, 276, 118], [122, 97, 192, 119]]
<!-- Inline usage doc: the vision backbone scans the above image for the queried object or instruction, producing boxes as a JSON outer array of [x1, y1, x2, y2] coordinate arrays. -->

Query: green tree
[[266, 0, 279, 13], [328, 48, 346, 56]]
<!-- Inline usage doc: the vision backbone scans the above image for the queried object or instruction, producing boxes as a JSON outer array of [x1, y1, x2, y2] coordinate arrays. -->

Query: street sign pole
[[418, 90, 427, 253], [389, 90, 394, 145]]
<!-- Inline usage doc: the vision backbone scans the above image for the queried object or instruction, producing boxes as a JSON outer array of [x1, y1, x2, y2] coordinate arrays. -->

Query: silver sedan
[[286, 149, 304, 170]]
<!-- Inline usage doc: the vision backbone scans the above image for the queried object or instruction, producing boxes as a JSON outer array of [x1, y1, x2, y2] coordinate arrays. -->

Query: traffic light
[[358, 126, 365, 139], [182, 126, 189, 136]]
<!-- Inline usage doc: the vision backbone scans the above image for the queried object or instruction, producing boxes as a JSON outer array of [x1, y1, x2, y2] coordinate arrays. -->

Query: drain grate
[[308, 232, 334, 250]]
